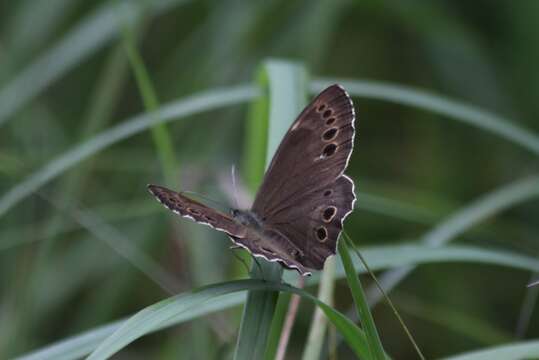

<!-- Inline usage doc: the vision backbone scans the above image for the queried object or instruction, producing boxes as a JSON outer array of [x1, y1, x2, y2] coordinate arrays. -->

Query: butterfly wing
[[148, 184, 247, 238], [251, 84, 356, 272]]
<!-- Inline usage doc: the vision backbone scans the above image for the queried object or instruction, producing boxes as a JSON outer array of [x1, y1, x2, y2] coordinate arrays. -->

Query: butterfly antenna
[[180, 191, 230, 211], [231, 164, 240, 209]]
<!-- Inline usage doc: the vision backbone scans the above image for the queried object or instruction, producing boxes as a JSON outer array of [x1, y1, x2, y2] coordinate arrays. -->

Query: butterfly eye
[[322, 206, 337, 222], [321, 143, 338, 158], [315, 227, 328, 242], [322, 128, 339, 141]]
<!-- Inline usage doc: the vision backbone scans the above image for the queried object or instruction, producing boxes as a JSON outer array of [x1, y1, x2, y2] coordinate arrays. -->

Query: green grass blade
[[14, 242, 539, 360], [339, 237, 385, 359], [366, 175, 539, 305], [396, 293, 511, 345], [0, 85, 258, 218], [14, 293, 245, 360], [335, 244, 539, 275], [312, 79, 539, 157], [121, 15, 177, 184], [3, 0, 78, 64], [263, 293, 292, 360], [234, 60, 308, 360], [85, 280, 369, 360], [0, 0, 190, 127], [243, 68, 269, 192], [440, 340, 539, 360], [357, 191, 438, 225], [302, 256, 336, 360]]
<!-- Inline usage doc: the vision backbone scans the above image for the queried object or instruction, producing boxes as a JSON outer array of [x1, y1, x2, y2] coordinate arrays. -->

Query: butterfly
[[148, 84, 356, 276]]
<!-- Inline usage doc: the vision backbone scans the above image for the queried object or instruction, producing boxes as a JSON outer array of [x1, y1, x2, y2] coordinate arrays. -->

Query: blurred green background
[[1, 0, 539, 359]]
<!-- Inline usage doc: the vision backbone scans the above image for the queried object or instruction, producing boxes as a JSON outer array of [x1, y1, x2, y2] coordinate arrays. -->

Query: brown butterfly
[[148, 84, 356, 275]]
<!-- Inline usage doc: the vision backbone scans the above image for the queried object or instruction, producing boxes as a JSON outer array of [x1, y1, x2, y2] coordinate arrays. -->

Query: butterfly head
[[231, 209, 263, 229]]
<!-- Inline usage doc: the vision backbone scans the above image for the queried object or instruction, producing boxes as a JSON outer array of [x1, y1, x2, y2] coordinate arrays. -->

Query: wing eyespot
[[326, 117, 336, 125], [322, 206, 337, 223], [322, 109, 333, 118], [321, 143, 338, 158], [187, 208, 200, 215], [322, 127, 339, 141], [315, 226, 328, 242], [317, 104, 327, 112], [323, 189, 333, 197]]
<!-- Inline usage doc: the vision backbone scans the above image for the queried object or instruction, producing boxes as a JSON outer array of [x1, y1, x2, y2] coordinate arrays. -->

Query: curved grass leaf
[[364, 175, 539, 305], [121, 14, 177, 185], [302, 257, 336, 360], [0, 85, 258, 218], [441, 340, 539, 360], [86, 280, 369, 360], [234, 60, 308, 360], [312, 79, 539, 157], [339, 238, 386, 359], [15, 243, 539, 360], [0, 0, 190, 127], [15, 293, 244, 360]]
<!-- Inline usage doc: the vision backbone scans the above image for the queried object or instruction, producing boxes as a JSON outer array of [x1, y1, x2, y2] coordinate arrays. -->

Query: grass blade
[[302, 256, 336, 360], [14, 242, 539, 360], [234, 60, 308, 360], [312, 79, 539, 157], [339, 236, 385, 359], [121, 14, 177, 184], [85, 280, 370, 360], [0, 0, 190, 127], [441, 340, 539, 360], [0, 85, 258, 218], [365, 175, 539, 306]]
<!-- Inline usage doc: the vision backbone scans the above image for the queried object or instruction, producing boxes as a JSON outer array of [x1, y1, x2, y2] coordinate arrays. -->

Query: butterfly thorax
[[231, 209, 264, 230], [230, 208, 309, 273]]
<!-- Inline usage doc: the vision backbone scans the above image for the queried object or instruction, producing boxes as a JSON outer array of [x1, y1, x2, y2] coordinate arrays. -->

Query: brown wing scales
[[147, 85, 356, 276], [148, 185, 247, 238], [251, 84, 356, 273], [265, 175, 355, 270]]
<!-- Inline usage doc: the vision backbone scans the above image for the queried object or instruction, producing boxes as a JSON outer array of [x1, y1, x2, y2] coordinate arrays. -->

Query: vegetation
[[1, 1, 539, 359]]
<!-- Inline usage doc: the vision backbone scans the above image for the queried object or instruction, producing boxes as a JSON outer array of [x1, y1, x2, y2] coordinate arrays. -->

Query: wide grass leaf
[[86, 280, 370, 360]]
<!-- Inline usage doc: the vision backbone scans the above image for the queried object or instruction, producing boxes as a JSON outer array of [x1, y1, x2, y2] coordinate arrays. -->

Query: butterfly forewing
[[148, 185, 247, 238], [251, 84, 356, 271]]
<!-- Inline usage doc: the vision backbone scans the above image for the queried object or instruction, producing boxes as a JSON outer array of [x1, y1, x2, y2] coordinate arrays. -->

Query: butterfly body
[[231, 209, 264, 229], [227, 209, 309, 273], [148, 84, 356, 276]]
